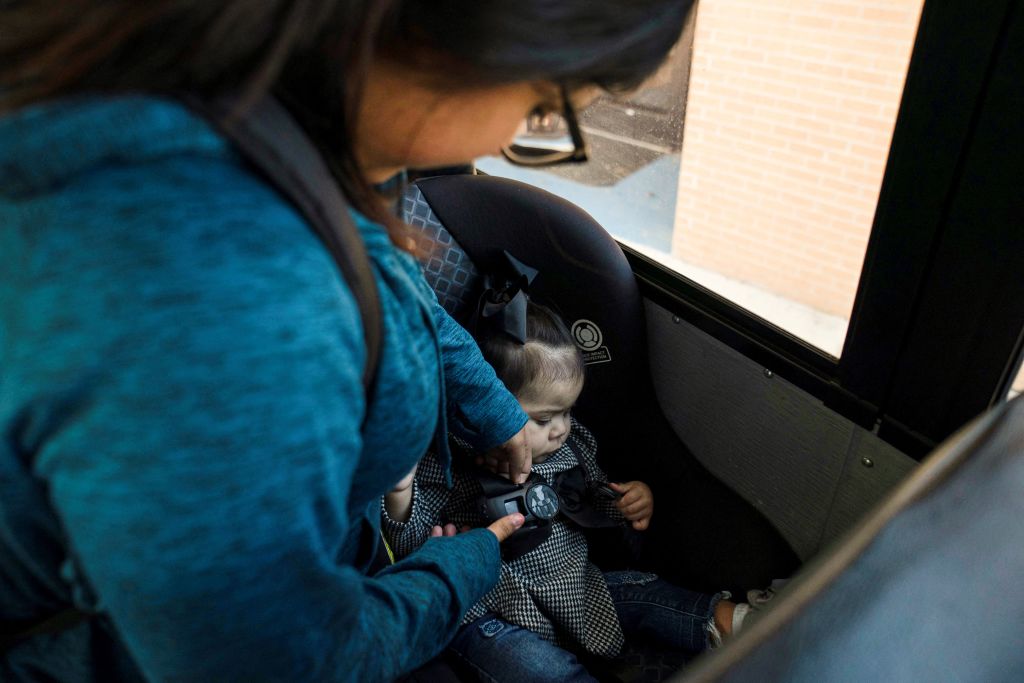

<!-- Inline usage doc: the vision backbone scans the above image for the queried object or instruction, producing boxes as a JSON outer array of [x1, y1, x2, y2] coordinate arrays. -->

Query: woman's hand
[[478, 425, 532, 484], [610, 481, 654, 531], [430, 513, 525, 542]]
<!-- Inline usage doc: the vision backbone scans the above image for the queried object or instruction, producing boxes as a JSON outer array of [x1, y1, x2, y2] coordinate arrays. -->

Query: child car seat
[[403, 174, 799, 596]]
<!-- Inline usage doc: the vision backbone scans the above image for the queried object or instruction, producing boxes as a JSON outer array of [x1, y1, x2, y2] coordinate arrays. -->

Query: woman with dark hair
[[0, 2, 693, 681]]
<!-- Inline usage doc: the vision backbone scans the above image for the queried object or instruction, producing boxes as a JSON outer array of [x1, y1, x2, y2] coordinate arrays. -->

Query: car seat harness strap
[[473, 440, 621, 561]]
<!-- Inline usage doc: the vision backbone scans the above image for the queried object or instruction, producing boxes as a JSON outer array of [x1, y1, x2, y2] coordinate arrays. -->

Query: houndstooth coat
[[382, 419, 627, 657]]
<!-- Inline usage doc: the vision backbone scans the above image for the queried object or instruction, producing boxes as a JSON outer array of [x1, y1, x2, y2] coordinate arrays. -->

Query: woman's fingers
[[486, 513, 525, 543], [431, 523, 487, 538], [503, 431, 532, 484], [484, 428, 532, 484]]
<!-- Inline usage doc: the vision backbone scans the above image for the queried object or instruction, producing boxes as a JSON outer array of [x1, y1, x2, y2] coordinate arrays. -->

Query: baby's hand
[[384, 464, 418, 523], [390, 464, 417, 494], [610, 481, 654, 531]]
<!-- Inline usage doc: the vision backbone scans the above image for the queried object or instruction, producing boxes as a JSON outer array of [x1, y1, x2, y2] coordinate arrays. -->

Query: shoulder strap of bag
[[183, 94, 383, 394], [0, 608, 89, 653]]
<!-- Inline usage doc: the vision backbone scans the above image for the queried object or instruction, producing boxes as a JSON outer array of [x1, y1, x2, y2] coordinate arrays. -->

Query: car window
[[478, 0, 926, 359]]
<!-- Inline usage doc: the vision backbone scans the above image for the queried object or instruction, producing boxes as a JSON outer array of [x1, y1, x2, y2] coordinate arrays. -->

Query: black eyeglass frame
[[500, 84, 589, 167]]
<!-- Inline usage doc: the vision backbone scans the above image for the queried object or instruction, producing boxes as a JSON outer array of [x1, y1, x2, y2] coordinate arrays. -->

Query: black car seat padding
[[405, 174, 799, 595]]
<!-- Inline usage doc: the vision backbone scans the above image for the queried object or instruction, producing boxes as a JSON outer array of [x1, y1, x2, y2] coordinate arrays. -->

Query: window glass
[[477, 0, 925, 358]]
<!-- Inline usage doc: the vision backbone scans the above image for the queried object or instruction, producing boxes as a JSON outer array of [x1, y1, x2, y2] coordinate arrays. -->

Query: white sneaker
[[747, 578, 789, 607], [731, 602, 754, 633], [734, 579, 789, 632]]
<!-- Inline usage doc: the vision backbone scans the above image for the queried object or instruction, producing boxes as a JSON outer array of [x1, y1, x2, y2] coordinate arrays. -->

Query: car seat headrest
[[402, 174, 654, 458], [403, 182, 481, 322]]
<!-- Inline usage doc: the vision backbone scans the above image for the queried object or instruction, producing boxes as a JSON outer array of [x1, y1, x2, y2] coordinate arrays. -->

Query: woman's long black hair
[[0, 0, 694, 234]]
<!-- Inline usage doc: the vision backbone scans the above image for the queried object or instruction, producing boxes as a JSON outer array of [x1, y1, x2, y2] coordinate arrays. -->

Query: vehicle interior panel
[[818, 428, 916, 550], [678, 394, 1024, 682], [645, 303, 916, 560]]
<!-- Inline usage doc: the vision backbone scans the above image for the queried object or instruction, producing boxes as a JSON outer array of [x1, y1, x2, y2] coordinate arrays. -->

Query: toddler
[[382, 300, 754, 682]]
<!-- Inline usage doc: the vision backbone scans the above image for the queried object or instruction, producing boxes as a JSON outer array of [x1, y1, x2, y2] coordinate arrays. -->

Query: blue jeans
[[446, 571, 724, 683]]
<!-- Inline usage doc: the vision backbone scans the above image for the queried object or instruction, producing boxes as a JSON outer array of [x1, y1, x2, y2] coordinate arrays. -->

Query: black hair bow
[[474, 250, 539, 344]]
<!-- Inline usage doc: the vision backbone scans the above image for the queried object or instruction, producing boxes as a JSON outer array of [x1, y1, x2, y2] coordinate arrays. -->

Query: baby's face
[[518, 378, 583, 462]]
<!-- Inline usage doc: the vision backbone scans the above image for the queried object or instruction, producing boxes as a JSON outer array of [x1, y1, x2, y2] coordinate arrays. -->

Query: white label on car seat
[[572, 320, 612, 365]]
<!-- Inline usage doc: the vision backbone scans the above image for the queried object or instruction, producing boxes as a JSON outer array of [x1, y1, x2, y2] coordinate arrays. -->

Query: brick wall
[[672, 0, 924, 318]]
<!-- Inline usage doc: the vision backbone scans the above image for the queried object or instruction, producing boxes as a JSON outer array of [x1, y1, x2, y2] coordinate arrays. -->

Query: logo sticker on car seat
[[571, 319, 612, 365]]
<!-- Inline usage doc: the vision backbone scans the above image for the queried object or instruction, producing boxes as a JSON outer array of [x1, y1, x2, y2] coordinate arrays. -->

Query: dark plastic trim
[[844, 0, 1023, 444]]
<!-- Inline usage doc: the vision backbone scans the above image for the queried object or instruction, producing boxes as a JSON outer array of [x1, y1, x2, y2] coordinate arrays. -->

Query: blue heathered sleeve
[[25, 172, 500, 682], [431, 299, 529, 452]]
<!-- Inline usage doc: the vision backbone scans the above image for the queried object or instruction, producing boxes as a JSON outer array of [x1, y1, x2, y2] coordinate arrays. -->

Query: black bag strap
[[0, 608, 89, 653], [182, 94, 383, 394]]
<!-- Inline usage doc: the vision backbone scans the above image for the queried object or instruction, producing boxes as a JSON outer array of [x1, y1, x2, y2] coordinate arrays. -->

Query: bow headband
[[473, 251, 539, 345]]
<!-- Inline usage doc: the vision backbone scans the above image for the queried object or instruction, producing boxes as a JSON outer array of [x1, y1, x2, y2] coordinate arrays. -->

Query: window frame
[[624, 0, 1024, 459]]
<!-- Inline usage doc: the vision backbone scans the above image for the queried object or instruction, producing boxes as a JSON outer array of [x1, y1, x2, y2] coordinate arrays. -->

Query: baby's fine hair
[[478, 301, 585, 400]]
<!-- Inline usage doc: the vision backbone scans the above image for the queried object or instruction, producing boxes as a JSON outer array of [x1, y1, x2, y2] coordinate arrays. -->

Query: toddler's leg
[[604, 571, 730, 652], [447, 614, 597, 683]]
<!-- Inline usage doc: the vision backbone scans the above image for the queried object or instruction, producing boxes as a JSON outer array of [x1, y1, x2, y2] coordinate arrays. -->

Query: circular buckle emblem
[[571, 319, 603, 351], [525, 483, 559, 520]]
